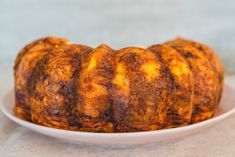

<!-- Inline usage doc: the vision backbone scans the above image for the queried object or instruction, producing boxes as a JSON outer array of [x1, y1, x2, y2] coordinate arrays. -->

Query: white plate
[[1, 85, 235, 145]]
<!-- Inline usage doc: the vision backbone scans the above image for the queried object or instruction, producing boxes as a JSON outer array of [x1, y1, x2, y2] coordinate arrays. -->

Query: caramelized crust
[[14, 37, 69, 120], [165, 37, 224, 103], [77, 44, 114, 132], [14, 37, 224, 132], [28, 44, 92, 129], [110, 47, 166, 131], [169, 46, 219, 123], [165, 38, 222, 123], [148, 45, 194, 128]]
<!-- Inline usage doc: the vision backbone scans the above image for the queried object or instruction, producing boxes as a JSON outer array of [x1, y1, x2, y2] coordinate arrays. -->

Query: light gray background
[[0, 0, 235, 72]]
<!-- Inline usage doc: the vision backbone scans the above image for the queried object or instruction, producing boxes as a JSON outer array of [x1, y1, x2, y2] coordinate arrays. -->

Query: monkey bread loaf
[[14, 37, 224, 132]]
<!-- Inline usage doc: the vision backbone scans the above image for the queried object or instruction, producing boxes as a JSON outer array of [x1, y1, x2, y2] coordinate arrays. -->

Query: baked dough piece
[[14, 37, 224, 132]]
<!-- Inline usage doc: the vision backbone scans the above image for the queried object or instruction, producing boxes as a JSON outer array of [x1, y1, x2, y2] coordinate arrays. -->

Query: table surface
[[0, 65, 234, 157]]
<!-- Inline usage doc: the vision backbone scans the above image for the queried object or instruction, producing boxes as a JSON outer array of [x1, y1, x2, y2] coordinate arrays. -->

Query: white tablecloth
[[0, 67, 234, 157]]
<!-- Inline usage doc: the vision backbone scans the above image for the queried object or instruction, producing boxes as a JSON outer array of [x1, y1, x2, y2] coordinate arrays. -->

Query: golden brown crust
[[148, 44, 194, 128], [165, 37, 224, 104], [110, 47, 166, 131], [28, 44, 92, 130], [14, 37, 224, 132], [14, 37, 69, 120], [76, 44, 114, 132], [166, 45, 219, 123]]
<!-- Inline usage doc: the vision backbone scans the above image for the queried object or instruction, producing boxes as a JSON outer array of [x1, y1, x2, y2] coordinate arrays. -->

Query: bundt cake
[[14, 37, 224, 132]]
